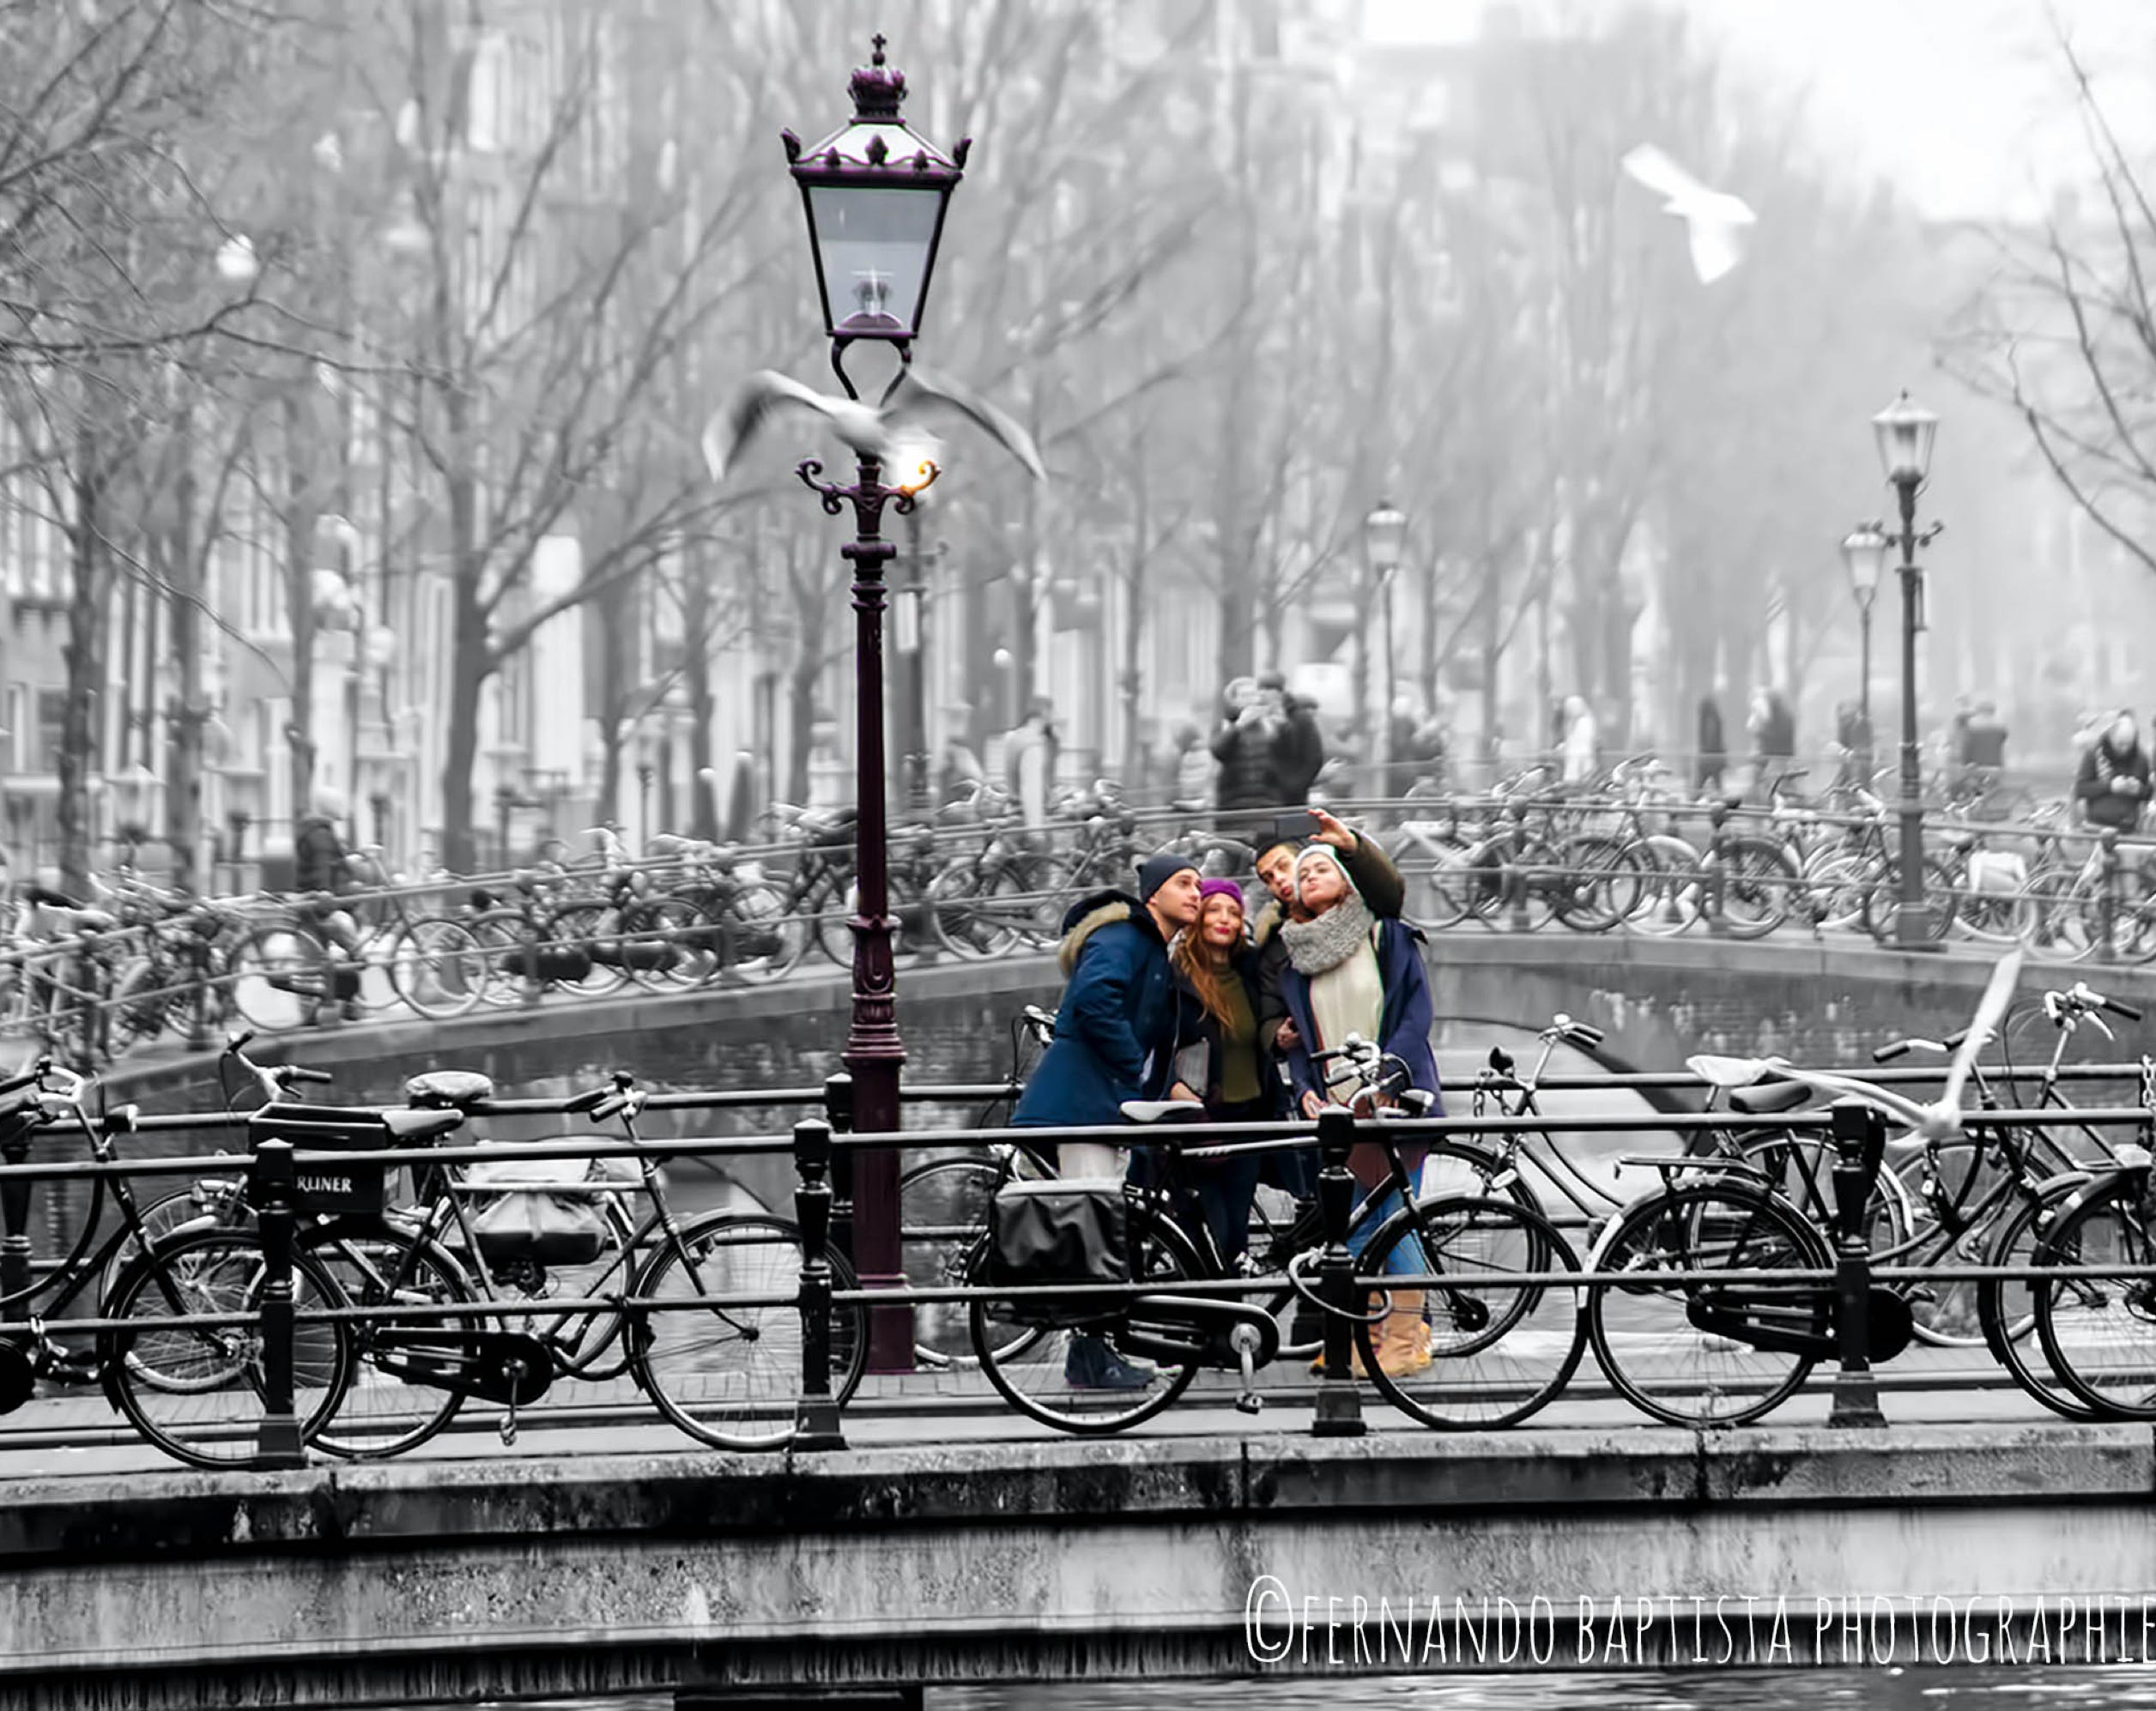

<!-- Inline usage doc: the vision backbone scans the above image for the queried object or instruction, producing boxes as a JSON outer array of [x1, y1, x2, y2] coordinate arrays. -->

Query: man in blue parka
[[1012, 850, 1203, 1389]]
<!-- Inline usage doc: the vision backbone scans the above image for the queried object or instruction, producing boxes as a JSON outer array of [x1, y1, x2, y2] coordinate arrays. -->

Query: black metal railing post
[[825, 1071, 857, 1272], [2097, 830, 2122, 966], [791, 1115, 847, 1452], [0, 1121, 33, 1321], [1704, 800, 1731, 938], [250, 1137, 307, 1468], [1505, 799, 1534, 934], [1827, 1097, 1887, 1429], [1311, 1104, 1366, 1438], [185, 924, 217, 1054]]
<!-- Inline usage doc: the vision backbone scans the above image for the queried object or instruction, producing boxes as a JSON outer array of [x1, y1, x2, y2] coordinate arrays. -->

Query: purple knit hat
[[1197, 877, 1246, 912]]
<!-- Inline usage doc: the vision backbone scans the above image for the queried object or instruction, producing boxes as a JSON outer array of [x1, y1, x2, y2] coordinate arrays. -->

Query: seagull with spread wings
[[1693, 949, 2025, 1146], [701, 366, 1047, 487], [1620, 143, 1758, 285]]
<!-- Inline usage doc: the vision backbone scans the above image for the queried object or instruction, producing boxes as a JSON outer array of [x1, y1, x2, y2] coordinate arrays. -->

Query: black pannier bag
[[983, 1177, 1129, 1327]]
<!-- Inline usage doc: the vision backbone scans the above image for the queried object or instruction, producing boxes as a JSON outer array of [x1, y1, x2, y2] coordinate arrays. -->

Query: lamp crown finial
[[851, 33, 905, 120]]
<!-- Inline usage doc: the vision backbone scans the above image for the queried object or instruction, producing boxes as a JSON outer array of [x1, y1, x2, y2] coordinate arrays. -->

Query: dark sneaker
[[1065, 1333, 1153, 1391]]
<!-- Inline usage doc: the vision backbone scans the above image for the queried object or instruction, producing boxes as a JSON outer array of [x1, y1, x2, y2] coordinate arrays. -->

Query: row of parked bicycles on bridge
[[3, 953, 2154, 1467], [895, 963, 2156, 1437], [7, 762, 2153, 1074]]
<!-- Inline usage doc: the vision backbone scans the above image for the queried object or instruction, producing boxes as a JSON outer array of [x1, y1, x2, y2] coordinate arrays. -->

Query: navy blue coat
[[1278, 916, 1442, 1115], [1013, 891, 1194, 1129]]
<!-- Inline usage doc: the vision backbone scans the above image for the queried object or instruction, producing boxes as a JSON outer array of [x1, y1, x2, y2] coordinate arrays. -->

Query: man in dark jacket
[[1210, 678, 1278, 820], [1011, 850, 1202, 1390], [1261, 672, 1326, 805], [2074, 710, 2151, 833]]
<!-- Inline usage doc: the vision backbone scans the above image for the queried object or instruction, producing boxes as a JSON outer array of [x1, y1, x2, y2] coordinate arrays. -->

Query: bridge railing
[[15, 787, 2156, 1073], [0, 1064, 2153, 1468]]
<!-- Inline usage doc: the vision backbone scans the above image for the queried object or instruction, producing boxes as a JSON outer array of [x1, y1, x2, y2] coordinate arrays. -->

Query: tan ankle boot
[[1309, 1294, 1380, 1376], [1376, 1291, 1432, 1377]]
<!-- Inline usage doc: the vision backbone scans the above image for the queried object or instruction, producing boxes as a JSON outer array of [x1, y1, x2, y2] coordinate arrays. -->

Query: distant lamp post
[[1364, 499, 1407, 783], [783, 36, 971, 1380], [1839, 522, 1887, 779], [1868, 390, 1945, 951]]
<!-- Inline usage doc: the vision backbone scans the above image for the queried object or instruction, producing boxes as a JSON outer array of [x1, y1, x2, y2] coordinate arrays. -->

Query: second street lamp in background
[[1869, 389, 1944, 952], [1364, 499, 1406, 789], [1840, 521, 1887, 783]]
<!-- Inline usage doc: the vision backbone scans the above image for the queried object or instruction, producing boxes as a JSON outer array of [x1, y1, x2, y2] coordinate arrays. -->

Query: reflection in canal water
[[476, 1669, 2156, 1711]]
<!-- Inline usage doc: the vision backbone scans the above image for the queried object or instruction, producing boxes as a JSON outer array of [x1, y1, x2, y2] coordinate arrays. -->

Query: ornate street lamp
[[1364, 500, 1407, 783], [783, 34, 966, 390], [783, 38, 972, 1390], [1840, 522, 1887, 779], [1868, 390, 1944, 950]]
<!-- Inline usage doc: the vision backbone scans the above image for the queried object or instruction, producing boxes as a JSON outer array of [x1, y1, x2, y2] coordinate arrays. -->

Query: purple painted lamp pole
[[784, 37, 969, 1373]]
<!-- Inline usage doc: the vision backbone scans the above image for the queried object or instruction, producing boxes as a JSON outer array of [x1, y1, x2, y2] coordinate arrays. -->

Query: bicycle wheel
[[1714, 837, 1799, 940], [1586, 1181, 1829, 1427], [1736, 1134, 1914, 1265], [1797, 849, 1871, 934], [1355, 1194, 1585, 1430], [971, 1203, 1204, 1434], [546, 901, 633, 998], [224, 923, 323, 1032], [305, 1220, 478, 1460], [388, 916, 493, 1020], [1620, 837, 1705, 937], [1396, 833, 1475, 933], [1547, 836, 1638, 934], [1862, 857, 1957, 945], [2032, 1175, 2156, 1419], [899, 1154, 1050, 1369], [102, 1224, 352, 1469], [616, 896, 715, 993], [1977, 1177, 2101, 1420], [633, 1211, 866, 1451], [927, 862, 1029, 959], [2014, 868, 2093, 964], [1883, 1140, 2011, 1347]]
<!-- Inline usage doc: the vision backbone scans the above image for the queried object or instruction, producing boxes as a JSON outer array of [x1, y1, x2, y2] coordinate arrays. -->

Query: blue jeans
[[1346, 1160, 1428, 1277]]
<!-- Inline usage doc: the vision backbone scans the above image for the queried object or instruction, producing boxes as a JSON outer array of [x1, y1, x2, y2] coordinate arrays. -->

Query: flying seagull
[[1692, 948, 2025, 1146], [1619, 144, 1757, 285], [702, 367, 1047, 487]]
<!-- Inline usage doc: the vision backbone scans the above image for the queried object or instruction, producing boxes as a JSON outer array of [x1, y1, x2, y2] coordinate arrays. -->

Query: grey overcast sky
[[1361, 0, 2148, 220]]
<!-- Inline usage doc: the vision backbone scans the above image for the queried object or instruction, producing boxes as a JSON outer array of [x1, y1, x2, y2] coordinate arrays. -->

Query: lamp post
[[1869, 390, 1944, 951], [1364, 499, 1407, 789], [783, 35, 967, 1373], [1839, 523, 1887, 783]]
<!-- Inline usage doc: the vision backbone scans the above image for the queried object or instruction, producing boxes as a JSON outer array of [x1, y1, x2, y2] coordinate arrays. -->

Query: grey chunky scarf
[[1281, 893, 1378, 976]]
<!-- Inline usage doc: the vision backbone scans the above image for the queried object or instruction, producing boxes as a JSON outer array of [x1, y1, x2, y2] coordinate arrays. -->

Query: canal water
[[447, 1669, 2153, 1708]]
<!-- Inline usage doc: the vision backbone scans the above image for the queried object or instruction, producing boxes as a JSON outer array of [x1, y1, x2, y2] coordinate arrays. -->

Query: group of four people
[[1009, 807, 1441, 1391]]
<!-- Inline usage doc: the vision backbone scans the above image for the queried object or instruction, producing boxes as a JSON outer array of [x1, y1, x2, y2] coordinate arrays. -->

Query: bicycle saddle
[[252, 1103, 465, 1142], [1687, 1053, 1771, 1090], [1727, 1079, 1813, 1116], [403, 1070, 496, 1109], [1119, 1100, 1209, 1125]]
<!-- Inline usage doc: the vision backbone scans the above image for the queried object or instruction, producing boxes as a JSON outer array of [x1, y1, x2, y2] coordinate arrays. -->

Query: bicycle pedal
[[499, 1409, 518, 1447]]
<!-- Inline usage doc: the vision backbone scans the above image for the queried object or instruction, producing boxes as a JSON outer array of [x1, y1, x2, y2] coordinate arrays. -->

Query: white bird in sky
[[1620, 143, 1758, 285], [1693, 949, 2025, 1145], [701, 367, 1047, 487]]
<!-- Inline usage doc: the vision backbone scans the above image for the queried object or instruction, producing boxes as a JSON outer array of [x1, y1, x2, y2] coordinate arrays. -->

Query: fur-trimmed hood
[[1251, 893, 1287, 952], [1056, 888, 1159, 976]]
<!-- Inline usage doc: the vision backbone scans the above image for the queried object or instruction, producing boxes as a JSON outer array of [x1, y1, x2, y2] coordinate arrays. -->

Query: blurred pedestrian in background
[[1695, 696, 1727, 795], [2074, 710, 2149, 834]]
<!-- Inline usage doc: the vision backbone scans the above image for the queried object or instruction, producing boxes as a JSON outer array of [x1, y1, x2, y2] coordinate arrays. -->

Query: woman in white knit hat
[[1275, 842, 1443, 1377]]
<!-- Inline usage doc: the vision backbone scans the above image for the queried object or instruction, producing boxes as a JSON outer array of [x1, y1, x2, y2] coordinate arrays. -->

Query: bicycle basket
[[458, 1149, 639, 1267], [245, 1108, 389, 1216], [981, 1178, 1129, 1327]]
